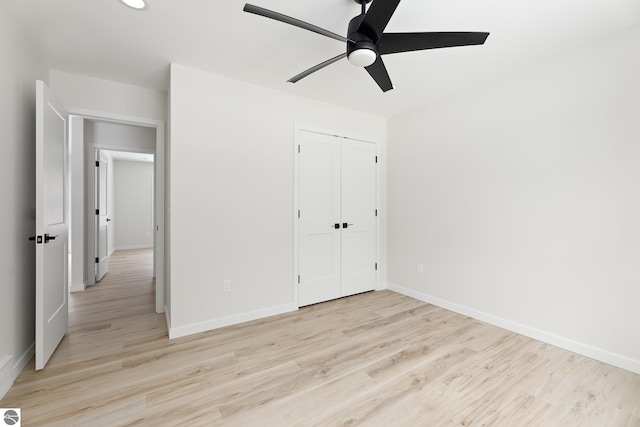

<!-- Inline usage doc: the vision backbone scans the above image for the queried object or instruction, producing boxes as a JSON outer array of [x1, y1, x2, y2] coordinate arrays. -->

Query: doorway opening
[[68, 111, 165, 314], [95, 149, 155, 284]]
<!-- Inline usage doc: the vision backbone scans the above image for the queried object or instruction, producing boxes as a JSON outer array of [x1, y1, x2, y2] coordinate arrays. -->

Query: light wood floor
[[2, 249, 639, 426]]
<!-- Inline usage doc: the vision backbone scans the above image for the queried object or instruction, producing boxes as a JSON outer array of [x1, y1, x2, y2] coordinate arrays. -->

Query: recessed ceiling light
[[119, 0, 147, 10]]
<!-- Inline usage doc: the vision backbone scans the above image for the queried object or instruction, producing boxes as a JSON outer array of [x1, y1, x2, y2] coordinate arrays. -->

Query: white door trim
[[293, 124, 380, 309], [67, 107, 165, 314]]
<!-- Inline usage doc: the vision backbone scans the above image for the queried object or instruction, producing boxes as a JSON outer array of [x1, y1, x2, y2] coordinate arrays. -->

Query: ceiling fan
[[243, 0, 489, 92]]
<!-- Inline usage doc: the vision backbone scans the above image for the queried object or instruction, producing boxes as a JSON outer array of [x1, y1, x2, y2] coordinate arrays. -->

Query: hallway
[[1, 249, 167, 425]]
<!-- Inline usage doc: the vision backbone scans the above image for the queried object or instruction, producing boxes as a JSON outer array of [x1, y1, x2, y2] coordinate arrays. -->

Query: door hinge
[[298, 144, 300, 153], [298, 275, 300, 284], [95, 209, 99, 215], [375, 156, 378, 163], [375, 209, 378, 217], [375, 262, 378, 271], [95, 160, 99, 167], [95, 257, 99, 264], [298, 210, 301, 219]]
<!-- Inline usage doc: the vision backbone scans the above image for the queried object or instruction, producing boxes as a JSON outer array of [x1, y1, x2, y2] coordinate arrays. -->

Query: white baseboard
[[69, 281, 86, 292], [169, 303, 297, 339], [0, 343, 34, 400], [0, 355, 13, 399], [388, 283, 640, 375], [114, 244, 153, 251]]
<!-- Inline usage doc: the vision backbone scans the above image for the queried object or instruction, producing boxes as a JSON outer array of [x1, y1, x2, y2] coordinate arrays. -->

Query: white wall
[[87, 120, 157, 152], [168, 63, 387, 337], [387, 26, 640, 374], [0, 4, 49, 398], [49, 70, 167, 121], [114, 160, 154, 250]]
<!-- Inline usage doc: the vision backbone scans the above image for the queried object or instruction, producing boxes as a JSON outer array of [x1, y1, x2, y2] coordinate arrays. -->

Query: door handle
[[28, 235, 43, 244], [333, 223, 340, 229], [343, 223, 354, 229], [106, 218, 112, 222], [44, 234, 58, 243]]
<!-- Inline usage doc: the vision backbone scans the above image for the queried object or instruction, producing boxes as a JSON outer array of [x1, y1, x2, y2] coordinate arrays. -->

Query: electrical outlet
[[222, 280, 231, 293], [417, 264, 423, 275]]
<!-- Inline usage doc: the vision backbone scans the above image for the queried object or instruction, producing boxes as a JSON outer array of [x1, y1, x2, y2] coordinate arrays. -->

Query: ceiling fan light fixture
[[119, 0, 147, 10], [347, 48, 377, 67]]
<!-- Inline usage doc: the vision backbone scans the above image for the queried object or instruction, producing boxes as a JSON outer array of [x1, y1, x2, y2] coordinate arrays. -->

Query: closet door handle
[[44, 234, 58, 243], [343, 223, 354, 229], [333, 223, 340, 229]]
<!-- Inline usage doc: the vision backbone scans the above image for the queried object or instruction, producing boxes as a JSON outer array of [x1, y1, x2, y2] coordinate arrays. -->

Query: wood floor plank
[[306, 347, 479, 426], [1, 248, 639, 426], [223, 371, 377, 427]]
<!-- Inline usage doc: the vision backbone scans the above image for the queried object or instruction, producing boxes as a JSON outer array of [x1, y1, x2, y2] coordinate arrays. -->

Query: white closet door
[[340, 139, 377, 297], [298, 131, 341, 306]]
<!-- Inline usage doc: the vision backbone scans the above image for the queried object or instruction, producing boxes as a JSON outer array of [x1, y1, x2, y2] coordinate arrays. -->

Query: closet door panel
[[340, 139, 377, 297], [298, 132, 341, 306]]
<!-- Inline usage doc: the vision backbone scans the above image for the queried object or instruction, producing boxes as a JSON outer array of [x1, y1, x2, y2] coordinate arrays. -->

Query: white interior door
[[340, 139, 377, 297], [298, 131, 342, 306], [95, 151, 109, 281], [297, 131, 377, 307], [35, 80, 69, 370]]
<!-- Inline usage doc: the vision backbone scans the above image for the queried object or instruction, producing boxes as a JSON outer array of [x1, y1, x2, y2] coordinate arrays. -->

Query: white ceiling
[[3, 0, 639, 117]]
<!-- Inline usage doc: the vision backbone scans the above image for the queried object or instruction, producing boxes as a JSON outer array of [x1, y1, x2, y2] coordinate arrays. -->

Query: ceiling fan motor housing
[[347, 15, 378, 67]]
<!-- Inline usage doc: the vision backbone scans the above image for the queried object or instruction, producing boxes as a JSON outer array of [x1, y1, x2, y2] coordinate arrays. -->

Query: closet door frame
[[293, 124, 380, 308]]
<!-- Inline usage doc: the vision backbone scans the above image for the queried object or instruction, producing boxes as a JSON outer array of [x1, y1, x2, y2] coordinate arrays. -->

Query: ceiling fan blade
[[358, 0, 402, 42], [288, 53, 347, 83], [379, 32, 490, 55], [365, 56, 394, 92], [244, 4, 350, 43]]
